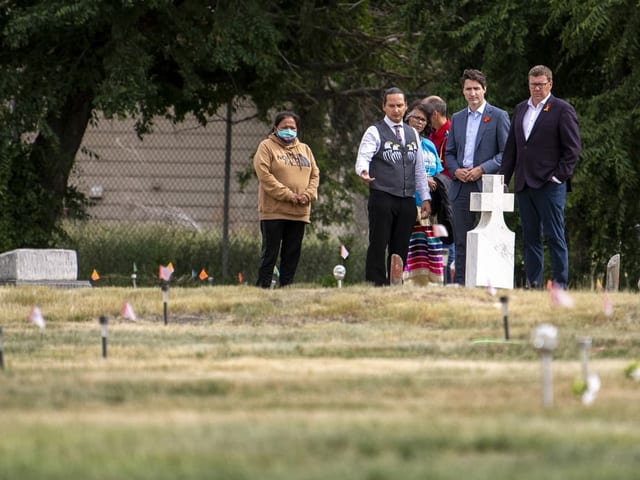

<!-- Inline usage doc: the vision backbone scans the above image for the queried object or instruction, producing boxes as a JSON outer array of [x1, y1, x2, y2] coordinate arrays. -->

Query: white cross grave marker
[[465, 175, 515, 289]]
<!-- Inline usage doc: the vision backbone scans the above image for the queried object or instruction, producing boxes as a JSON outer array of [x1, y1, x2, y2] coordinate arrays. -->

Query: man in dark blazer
[[500, 65, 581, 289], [445, 69, 510, 285]]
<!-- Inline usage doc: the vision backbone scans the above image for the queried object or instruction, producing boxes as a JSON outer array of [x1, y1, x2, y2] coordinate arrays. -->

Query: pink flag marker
[[603, 292, 613, 317], [340, 244, 349, 260], [550, 286, 575, 308], [29, 306, 46, 329], [159, 265, 172, 281], [121, 302, 137, 321]]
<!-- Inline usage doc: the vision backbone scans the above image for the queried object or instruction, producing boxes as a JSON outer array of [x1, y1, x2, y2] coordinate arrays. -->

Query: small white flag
[[486, 279, 497, 296], [432, 224, 449, 237], [582, 373, 601, 405], [340, 244, 349, 259], [29, 306, 46, 329], [121, 302, 137, 321]]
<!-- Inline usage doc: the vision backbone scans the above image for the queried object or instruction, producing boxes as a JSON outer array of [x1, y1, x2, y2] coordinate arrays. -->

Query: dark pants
[[516, 182, 568, 288], [256, 219, 306, 288], [452, 182, 480, 285], [365, 189, 417, 285]]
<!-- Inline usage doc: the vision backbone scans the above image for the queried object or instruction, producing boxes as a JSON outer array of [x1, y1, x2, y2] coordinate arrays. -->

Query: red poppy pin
[[483, 115, 490, 123], [543, 103, 551, 112]]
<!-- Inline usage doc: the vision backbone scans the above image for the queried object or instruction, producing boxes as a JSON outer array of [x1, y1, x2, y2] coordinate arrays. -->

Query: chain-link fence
[[73, 101, 262, 231], [68, 100, 367, 285]]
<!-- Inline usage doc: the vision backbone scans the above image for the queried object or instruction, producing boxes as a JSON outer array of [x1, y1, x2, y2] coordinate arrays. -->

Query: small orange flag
[[198, 268, 208, 280], [238, 272, 244, 284], [91, 269, 100, 281]]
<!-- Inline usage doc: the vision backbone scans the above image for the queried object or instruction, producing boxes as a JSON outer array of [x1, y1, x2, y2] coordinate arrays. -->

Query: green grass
[[0, 284, 639, 479]]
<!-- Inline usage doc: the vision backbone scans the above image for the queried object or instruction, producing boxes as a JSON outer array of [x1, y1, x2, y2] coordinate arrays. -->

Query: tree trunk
[[30, 91, 93, 240]]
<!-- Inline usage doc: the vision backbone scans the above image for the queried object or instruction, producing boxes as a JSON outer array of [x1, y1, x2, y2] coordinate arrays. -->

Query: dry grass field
[[0, 284, 638, 479]]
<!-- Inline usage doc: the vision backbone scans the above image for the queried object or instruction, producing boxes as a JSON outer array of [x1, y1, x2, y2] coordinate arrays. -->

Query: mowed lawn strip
[[0, 285, 638, 479]]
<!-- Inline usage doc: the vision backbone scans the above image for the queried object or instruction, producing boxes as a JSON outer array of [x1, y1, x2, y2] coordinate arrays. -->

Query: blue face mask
[[276, 128, 297, 142]]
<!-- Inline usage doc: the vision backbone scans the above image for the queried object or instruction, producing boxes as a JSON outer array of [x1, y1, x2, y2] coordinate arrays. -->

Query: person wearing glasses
[[421, 95, 456, 282], [406, 101, 442, 188], [406, 101, 454, 244], [445, 69, 510, 286], [500, 65, 581, 290], [404, 101, 453, 285]]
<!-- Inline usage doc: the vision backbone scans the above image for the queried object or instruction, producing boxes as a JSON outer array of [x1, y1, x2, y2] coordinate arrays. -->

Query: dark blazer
[[431, 173, 455, 244], [445, 103, 510, 201], [500, 95, 581, 192]]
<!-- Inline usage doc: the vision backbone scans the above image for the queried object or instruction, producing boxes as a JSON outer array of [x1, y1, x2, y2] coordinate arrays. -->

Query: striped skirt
[[405, 224, 444, 285]]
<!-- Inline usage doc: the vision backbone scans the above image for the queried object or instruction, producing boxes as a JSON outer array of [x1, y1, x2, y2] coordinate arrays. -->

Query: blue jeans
[[443, 242, 455, 284], [516, 182, 568, 288]]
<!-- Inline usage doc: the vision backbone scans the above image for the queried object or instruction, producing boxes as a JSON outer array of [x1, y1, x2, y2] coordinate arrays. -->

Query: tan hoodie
[[253, 134, 320, 222]]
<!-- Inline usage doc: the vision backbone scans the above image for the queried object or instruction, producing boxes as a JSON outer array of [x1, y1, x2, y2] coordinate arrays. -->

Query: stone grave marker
[[0, 249, 91, 288], [465, 175, 515, 289], [606, 253, 620, 291]]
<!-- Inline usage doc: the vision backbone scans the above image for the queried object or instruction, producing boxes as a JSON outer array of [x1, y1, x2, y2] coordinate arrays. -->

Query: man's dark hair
[[382, 87, 405, 106], [461, 69, 487, 89]]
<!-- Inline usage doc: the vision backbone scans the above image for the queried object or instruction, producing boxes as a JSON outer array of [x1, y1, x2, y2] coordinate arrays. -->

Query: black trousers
[[256, 219, 306, 288], [365, 190, 417, 285]]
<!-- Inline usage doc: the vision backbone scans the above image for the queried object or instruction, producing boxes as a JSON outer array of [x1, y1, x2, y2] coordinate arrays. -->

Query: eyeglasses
[[411, 117, 427, 123], [529, 82, 550, 89]]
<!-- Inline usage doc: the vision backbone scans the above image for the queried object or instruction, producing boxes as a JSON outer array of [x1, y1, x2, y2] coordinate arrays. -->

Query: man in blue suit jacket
[[500, 65, 581, 289], [445, 69, 510, 285]]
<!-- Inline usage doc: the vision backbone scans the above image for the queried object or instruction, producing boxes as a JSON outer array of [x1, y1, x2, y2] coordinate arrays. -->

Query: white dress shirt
[[463, 102, 486, 168], [522, 92, 551, 141]]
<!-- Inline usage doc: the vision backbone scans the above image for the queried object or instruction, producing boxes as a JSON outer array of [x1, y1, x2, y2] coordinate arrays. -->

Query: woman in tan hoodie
[[253, 111, 320, 288]]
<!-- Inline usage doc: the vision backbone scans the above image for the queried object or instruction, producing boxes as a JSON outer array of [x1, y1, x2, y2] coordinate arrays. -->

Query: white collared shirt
[[523, 92, 551, 141]]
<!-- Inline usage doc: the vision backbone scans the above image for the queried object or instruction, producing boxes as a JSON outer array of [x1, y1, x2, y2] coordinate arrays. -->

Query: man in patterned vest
[[355, 87, 431, 286]]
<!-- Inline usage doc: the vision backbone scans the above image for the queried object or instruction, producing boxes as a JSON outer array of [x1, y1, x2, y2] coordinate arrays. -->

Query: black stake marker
[[99, 316, 108, 358], [0, 326, 4, 370], [161, 283, 169, 325], [500, 296, 509, 340]]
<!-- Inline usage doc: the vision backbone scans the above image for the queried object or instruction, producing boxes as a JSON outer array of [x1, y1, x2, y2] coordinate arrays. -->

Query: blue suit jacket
[[444, 103, 510, 201], [500, 95, 581, 192]]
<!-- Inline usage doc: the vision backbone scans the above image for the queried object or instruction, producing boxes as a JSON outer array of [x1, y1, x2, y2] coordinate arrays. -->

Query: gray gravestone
[[465, 175, 515, 289], [0, 249, 91, 288], [606, 253, 620, 291]]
